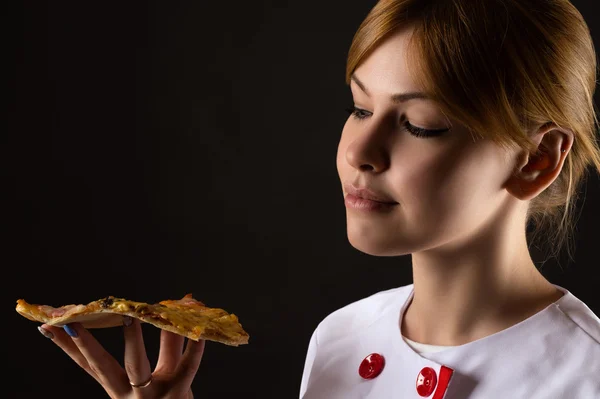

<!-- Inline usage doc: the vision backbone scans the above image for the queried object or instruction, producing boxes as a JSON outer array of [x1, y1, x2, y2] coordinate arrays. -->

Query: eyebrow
[[351, 73, 430, 103]]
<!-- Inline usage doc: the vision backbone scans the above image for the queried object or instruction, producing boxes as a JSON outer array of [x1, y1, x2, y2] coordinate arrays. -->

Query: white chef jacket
[[300, 284, 600, 398]]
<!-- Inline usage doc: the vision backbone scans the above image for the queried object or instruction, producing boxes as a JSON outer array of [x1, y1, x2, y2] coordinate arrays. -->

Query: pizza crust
[[16, 295, 249, 347]]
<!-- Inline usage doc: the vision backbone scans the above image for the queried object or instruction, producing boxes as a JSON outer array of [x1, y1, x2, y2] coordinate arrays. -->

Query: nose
[[345, 122, 391, 173]]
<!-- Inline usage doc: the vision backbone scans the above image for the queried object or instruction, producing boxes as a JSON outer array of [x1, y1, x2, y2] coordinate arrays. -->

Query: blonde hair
[[346, 0, 600, 263]]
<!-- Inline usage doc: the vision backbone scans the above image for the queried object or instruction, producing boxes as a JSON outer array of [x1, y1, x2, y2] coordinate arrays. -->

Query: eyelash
[[344, 106, 449, 138]]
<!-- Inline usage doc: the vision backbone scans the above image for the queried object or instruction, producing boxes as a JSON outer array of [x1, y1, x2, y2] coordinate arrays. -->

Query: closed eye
[[344, 106, 450, 138]]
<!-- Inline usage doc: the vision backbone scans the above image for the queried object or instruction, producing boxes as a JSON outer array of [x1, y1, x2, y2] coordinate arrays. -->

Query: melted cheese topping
[[16, 294, 249, 346]]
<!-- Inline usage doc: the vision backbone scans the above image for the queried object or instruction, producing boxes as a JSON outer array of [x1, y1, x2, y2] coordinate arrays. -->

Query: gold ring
[[130, 374, 152, 388]]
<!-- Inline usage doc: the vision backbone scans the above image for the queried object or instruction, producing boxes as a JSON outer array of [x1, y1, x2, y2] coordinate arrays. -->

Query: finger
[[64, 322, 130, 397], [38, 324, 101, 384], [173, 339, 205, 388], [155, 329, 185, 374], [122, 316, 152, 386]]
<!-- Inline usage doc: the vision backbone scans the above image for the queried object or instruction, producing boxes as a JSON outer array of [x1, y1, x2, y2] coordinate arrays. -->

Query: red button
[[416, 367, 438, 397], [358, 353, 385, 379]]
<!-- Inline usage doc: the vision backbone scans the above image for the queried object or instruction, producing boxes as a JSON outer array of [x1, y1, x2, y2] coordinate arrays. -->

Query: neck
[[401, 208, 563, 346]]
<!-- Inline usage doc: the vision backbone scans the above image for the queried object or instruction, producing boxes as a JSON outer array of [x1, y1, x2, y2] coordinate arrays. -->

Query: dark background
[[6, 1, 600, 398]]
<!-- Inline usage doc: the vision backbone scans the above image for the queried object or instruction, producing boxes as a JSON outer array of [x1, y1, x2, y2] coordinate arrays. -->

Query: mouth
[[343, 182, 398, 211], [344, 193, 398, 211], [343, 183, 398, 204]]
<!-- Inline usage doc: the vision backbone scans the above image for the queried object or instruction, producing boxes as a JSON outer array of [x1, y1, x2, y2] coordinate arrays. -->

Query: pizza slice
[[16, 294, 249, 347]]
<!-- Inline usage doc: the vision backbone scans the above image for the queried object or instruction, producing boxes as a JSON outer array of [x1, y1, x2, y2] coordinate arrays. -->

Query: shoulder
[[547, 287, 600, 394], [555, 285, 600, 346], [313, 284, 413, 346]]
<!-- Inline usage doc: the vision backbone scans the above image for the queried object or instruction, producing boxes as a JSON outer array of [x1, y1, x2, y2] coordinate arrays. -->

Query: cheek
[[410, 149, 500, 236], [391, 147, 444, 205], [397, 148, 485, 233]]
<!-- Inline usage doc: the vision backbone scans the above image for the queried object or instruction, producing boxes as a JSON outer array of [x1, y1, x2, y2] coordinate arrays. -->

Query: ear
[[505, 122, 574, 201]]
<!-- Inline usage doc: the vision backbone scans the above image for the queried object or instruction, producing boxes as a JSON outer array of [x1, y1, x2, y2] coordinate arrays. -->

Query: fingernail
[[123, 316, 133, 327], [63, 324, 79, 338], [38, 326, 54, 339]]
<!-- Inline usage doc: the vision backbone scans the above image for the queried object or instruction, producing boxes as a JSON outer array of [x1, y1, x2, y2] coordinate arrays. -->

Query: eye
[[345, 106, 371, 120], [404, 121, 450, 138], [344, 106, 450, 138]]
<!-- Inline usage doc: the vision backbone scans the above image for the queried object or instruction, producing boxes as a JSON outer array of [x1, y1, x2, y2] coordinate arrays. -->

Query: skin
[[337, 26, 574, 346], [39, 319, 204, 398]]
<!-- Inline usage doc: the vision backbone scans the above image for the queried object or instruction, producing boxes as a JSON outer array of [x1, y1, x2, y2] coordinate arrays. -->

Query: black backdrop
[[7, 1, 600, 398]]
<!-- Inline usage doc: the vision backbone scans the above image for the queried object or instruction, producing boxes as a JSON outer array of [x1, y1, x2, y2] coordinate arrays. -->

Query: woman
[[300, 0, 600, 397], [37, 0, 600, 398]]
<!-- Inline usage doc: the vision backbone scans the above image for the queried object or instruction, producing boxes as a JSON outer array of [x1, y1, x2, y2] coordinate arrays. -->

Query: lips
[[343, 182, 398, 204]]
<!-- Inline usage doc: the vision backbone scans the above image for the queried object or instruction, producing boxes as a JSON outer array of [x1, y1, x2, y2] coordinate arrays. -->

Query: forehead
[[352, 27, 420, 96]]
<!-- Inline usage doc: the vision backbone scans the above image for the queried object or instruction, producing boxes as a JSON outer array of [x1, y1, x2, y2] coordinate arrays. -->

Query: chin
[[346, 229, 412, 257]]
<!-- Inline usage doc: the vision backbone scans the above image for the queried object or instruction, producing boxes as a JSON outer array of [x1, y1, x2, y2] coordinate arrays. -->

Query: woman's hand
[[38, 316, 205, 398]]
